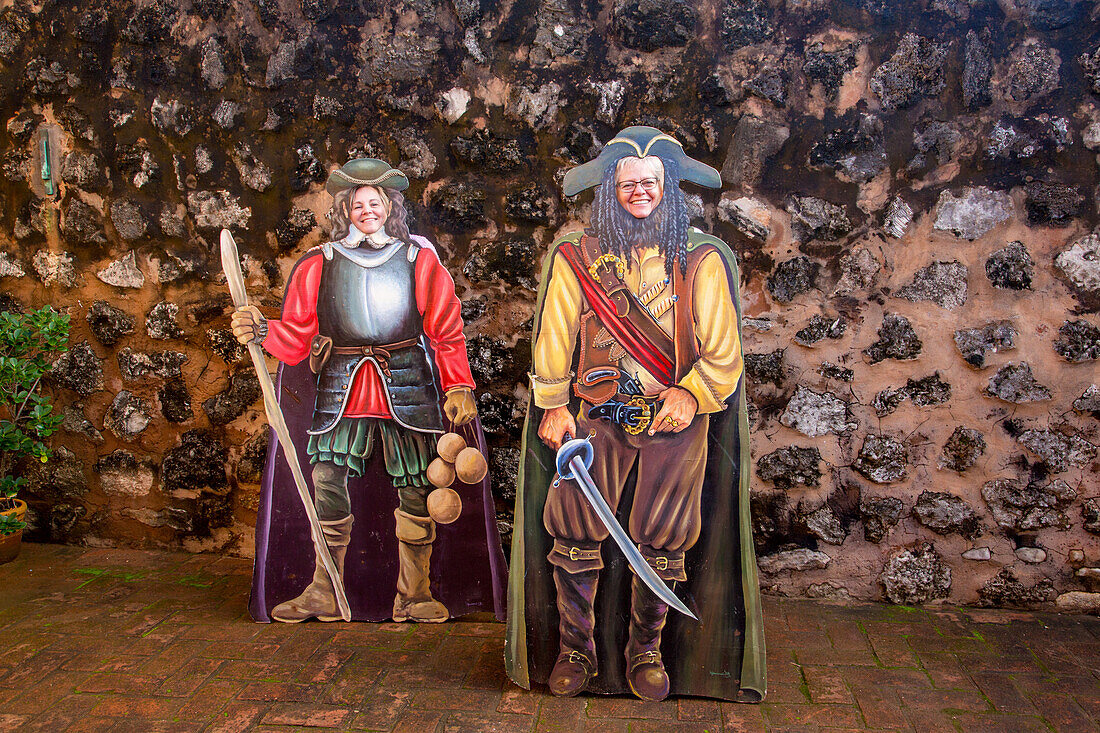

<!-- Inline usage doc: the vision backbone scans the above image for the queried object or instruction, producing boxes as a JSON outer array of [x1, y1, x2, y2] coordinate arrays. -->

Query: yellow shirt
[[532, 238, 743, 414]]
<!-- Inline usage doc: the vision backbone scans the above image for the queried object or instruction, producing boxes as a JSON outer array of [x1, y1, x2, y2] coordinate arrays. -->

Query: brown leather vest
[[571, 235, 717, 404]]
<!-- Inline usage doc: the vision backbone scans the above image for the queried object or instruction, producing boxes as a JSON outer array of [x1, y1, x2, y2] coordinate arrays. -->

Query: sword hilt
[[554, 430, 596, 485]]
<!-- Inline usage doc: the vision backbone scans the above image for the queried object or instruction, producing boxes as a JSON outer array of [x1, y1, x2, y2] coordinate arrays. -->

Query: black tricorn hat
[[561, 126, 722, 196], [325, 158, 410, 196]]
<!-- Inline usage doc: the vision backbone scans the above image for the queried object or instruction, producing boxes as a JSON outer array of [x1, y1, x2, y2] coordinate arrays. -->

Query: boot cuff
[[547, 539, 604, 573], [395, 508, 435, 544], [319, 515, 354, 547], [638, 546, 686, 582]]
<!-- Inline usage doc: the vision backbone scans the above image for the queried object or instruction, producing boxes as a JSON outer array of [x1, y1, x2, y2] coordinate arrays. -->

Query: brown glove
[[443, 388, 477, 426]]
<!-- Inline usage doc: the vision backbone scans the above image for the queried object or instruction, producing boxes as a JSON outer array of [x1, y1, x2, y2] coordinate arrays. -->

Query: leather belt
[[331, 337, 419, 377], [587, 393, 664, 435]]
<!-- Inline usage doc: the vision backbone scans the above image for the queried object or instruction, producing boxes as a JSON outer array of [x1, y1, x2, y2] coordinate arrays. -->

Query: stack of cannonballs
[[424, 432, 488, 524]]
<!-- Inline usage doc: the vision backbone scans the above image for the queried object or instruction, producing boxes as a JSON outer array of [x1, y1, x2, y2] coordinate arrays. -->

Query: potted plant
[[0, 305, 70, 563]]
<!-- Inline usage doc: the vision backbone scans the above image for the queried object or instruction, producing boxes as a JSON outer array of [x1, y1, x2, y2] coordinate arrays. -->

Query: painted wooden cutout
[[231, 158, 506, 624], [505, 127, 766, 701]]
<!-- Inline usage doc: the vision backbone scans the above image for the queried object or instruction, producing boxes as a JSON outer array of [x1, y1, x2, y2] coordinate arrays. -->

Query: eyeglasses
[[616, 178, 661, 194]]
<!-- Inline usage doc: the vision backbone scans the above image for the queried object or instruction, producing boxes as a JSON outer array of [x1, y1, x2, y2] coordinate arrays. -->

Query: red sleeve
[[415, 246, 475, 391], [262, 252, 322, 366]]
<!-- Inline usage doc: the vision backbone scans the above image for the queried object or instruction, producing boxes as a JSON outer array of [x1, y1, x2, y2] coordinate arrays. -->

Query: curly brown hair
[[329, 185, 415, 246]]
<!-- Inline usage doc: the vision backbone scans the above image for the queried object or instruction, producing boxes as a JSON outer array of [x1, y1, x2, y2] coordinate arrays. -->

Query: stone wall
[[1, 0, 1099, 609]]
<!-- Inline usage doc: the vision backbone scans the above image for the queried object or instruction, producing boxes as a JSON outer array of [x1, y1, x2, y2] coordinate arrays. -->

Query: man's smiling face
[[614, 156, 664, 220]]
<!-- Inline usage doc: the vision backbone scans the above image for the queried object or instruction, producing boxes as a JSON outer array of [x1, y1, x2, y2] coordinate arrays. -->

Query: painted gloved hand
[[443, 387, 477, 426], [230, 305, 267, 345]]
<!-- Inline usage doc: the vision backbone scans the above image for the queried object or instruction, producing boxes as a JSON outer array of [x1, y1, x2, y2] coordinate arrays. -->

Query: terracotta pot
[[0, 499, 26, 565]]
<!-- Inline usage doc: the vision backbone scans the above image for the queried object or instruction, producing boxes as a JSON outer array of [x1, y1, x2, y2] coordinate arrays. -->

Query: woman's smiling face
[[350, 186, 390, 235], [614, 156, 664, 220]]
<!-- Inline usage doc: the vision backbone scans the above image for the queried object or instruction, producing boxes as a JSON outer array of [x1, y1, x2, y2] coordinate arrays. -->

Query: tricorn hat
[[325, 158, 410, 196], [561, 126, 722, 197]]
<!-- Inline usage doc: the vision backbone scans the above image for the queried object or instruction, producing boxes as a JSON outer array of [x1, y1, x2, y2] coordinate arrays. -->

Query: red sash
[[557, 242, 676, 385]]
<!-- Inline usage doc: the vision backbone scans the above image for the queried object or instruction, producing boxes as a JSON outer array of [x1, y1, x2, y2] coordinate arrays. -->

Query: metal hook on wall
[[39, 126, 56, 199]]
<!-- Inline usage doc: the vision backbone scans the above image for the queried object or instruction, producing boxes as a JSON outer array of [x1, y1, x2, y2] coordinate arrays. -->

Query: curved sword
[[555, 433, 697, 620], [220, 229, 351, 622]]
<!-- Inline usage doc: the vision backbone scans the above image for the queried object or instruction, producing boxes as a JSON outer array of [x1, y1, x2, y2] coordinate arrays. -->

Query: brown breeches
[[543, 408, 709, 580]]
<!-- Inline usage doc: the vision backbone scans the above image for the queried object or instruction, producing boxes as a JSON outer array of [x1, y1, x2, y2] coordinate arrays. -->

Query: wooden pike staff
[[220, 229, 352, 621]]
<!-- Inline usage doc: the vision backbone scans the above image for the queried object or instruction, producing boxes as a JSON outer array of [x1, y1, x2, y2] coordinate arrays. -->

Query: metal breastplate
[[316, 241, 421, 345], [310, 241, 444, 435]]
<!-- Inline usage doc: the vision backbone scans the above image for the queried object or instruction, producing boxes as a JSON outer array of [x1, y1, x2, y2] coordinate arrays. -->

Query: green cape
[[505, 228, 766, 701]]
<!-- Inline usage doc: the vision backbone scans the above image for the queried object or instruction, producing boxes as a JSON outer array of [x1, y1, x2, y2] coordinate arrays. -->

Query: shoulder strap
[[579, 234, 633, 317], [557, 240, 676, 386]]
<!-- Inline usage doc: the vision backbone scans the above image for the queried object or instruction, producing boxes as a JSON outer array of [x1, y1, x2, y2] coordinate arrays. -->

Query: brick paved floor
[[0, 544, 1097, 732]]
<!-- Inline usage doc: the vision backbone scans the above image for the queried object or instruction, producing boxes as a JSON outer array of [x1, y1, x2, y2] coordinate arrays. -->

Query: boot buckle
[[627, 649, 662, 672], [567, 650, 590, 667]]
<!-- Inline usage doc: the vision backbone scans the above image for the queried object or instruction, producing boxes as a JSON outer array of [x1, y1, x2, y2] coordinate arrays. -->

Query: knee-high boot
[[625, 575, 671, 701], [392, 509, 449, 623], [271, 515, 353, 623], [548, 567, 599, 697]]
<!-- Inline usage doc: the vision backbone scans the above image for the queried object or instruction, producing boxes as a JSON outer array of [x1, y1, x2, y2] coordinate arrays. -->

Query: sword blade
[[567, 456, 698, 620]]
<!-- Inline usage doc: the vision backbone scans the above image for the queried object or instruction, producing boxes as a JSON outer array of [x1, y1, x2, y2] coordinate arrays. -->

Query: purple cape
[[248, 360, 507, 622]]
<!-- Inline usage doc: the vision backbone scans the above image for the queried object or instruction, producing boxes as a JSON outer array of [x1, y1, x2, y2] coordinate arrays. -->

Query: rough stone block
[[934, 187, 1013, 240], [912, 491, 983, 538], [854, 434, 907, 484], [1052, 319, 1100, 362], [51, 340, 104, 396], [985, 242, 1033, 290], [758, 548, 830, 574], [780, 386, 857, 437], [980, 569, 1056, 607], [86, 301, 135, 347], [1055, 232, 1100, 295], [880, 543, 951, 604], [1016, 429, 1097, 472], [756, 446, 822, 490], [1007, 40, 1060, 103], [767, 256, 819, 302], [611, 0, 698, 51], [104, 390, 151, 439], [786, 196, 851, 242], [870, 33, 947, 110], [864, 314, 922, 363], [985, 363, 1051, 402], [940, 427, 986, 472], [954, 321, 1016, 368], [860, 495, 905, 543]]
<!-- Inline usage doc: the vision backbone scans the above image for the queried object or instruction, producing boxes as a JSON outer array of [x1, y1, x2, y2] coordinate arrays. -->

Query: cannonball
[[426, 457, 455, 489], [427, 487, 462, 524], [437, 432, 467, 462], [454, 446, 488, 484]]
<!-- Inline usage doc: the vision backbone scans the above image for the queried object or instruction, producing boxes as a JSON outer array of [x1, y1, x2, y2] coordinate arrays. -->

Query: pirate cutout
[[228, 158, 506, 624], [505, 127, 766, 701]]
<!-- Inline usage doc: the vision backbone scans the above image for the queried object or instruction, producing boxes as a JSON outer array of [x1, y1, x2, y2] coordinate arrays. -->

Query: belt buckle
[[622, 397, 651, 435], [569, 546, 581, 561]]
